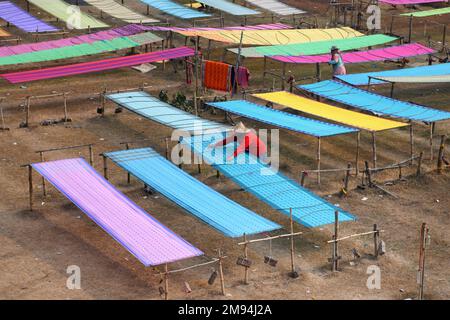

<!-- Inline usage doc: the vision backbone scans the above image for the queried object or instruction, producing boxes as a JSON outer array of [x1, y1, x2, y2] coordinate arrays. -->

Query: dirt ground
[[0, 1, 449, 300]]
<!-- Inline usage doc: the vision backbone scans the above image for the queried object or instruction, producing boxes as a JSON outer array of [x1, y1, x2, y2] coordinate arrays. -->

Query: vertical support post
[[88, 144, 94, 168], [243, 233, 249, 285], [344, 163, 351, 193], [25, 96, 31, 127], [332, 211, 339, 271], [390, 82, 395, 98], [289, 208, 296, 277], [409, 123, 414, 164], [373, 224, 379, 258], [317, 137, 321, 184], [164, 264, 169, 300], [102, 155, 108, 180], [437, 135, 446, 174], [28, 165, 33, 211], [418, 223, 429, 300], [263, 56, 267, 89], [63, 93, 68, 123], [372, 132, 377, 169], [300, 171, 306, 187], [416, 151, 423, 176], [315, 63, 321, 82], [429, 122, 434, 160], [194, 36, 200, 116], [218, 249, 226, 296], [408, 15, 413, 43], [281, 63, 286, 91], [165, 137, 170, 160], [355, 131, 360, 176], [442, 25, 447, 52], [39, 152, 46, 197], [365, 161, 372, 187], [126, 143, 131, 183]]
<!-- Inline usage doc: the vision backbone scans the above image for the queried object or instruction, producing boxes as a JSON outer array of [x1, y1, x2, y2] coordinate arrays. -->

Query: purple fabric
[[143, 23, 291, 32], [379, 0, 446, 4], [32, 158, 202, 266], [0, 24, 147, 57], [1, 46, 195, 83], [270, 43, 435, 64], [0, 1, 58, 33]]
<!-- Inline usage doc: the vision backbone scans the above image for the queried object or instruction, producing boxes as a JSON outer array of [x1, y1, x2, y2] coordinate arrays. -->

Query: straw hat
[[234, 121, 250, 134]]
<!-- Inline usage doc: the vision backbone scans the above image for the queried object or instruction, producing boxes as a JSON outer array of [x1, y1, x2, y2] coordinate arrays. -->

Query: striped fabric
[[83, 0, 159, 23], [32, 158, 202, 266], [245, 0, 305, 15], [0, 47, 195, 83], [196, 0, 259, 15], [139, 0, 210, 19], [0, 1, 58, 33]]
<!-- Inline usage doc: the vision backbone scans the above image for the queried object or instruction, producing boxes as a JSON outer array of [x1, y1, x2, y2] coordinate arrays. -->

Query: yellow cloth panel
[[184, 2, 203, 9], [177, 27, 363, 45], [253, 91, 407, 132], [0, 28, 11, 37]]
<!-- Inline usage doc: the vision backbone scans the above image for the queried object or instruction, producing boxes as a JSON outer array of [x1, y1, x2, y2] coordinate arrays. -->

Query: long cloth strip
[[270, 43, 434, 64], [139, 0, 211, 19], [196, 0, 259, 15], [28, 0, 108, 29], [253, 91, 408, 132], [379, 0, 446, 4], [32, 158, 202, 266], [83, 0, 158, 23], [208, 100, 357, 137], [178, 27, 363, 45], [244, 0, 306, 15], [0, 33, 162, 66], [105, 148, 281, 237], [298, 80, 450, 122], [229, 34, 397, 58], [373, 74, 450, 83], [336, 62, 450, 85], [0, 25, 154, 58], [401, 7, 450, 17], [141, 23, 291, 32], [106, 91, 230, 133], [182, 134, 356, 228], [0, 47, 195, 83], [105, 93, 357, 228], [0, 1, 58, 33]]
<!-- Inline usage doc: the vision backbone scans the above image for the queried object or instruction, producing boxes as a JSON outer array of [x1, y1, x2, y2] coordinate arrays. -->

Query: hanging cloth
[[203, 60, 231, 92]]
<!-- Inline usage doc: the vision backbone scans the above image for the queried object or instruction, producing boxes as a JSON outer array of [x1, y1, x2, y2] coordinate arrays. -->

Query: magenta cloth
[[31, 158, 202, 266], [0, 1, 58, 33], [270, 43, 435, 64], [144, 23, 291, 32], [0, 24, 147, 57], [379, 0, 446, 4], [1, 46, 195, 83], [237, 66, 250, 88]]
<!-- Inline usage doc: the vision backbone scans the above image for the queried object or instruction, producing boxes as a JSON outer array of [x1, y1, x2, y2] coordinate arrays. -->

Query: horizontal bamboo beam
[[237, 231, 303, 246], [327, 230, 385, 243]]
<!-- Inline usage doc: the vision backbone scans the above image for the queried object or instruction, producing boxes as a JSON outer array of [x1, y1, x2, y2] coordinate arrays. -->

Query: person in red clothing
[[210, 122, 268, 162]]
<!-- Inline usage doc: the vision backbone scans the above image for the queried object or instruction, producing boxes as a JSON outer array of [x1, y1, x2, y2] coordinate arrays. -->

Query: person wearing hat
[[328, 46, 346, 76], [210, 121, 268, 162]]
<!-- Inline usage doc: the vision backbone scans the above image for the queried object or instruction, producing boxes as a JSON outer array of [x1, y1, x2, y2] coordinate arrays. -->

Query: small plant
[[159, 90, 169, 103]]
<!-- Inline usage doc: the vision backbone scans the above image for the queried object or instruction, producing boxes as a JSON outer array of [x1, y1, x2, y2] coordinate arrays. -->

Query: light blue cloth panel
[[336, 63, 450, 85], [106, 91, 230, 133], [105, 147, 281, 237], [208, 100, 358, 137], [299, 80, 450, 122], [182, 133, 357, 228], [139, 0, 211, 19], [197, 0, 259, 15]]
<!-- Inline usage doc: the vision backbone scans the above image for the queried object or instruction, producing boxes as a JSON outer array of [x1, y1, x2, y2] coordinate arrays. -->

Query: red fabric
[[215, 131, 267, 159]]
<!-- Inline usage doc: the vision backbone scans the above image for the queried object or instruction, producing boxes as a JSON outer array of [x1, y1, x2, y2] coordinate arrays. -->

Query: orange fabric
[[203, 60, 230, 92]]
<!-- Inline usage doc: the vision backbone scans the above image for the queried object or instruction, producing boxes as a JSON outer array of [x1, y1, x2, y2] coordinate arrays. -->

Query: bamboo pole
[[317, 137, 321, 184], [25, 96, 31, 127], [88, 144, 94, 168], [373, 224, 379, 258], [355, 131, 360, 176], [194, 36, 200, 116], [289, 208, 296, 277], [437, 135, 446, 174], [218, 249, 226, 296], [327, 229, 385, 243], [63, 93, 68, 122], [410, 123, 414, 164], [416, 151, 423, 176], [418, 223, 429, 300], [372, 132, 377, 168], [243, 233, 249, 284], [102, 155, 108, 180], [125, 143, 131, 183], [343, 163, 351, 194], [333, 211, 339, 271], [39, 152, 46, 197], [164, 263, 169, 300], [28, 165, 33, 211], [430, 122, 434, 160]]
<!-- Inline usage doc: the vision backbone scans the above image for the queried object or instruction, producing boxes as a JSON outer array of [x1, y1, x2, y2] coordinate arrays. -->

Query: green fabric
[[0, 34, 162, 66], [401, 7, 450, 17], [28, 0, 108, 29], [230, 34, 398, 58]]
